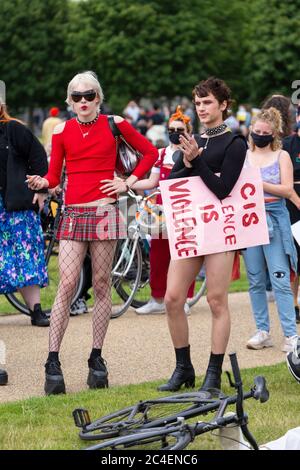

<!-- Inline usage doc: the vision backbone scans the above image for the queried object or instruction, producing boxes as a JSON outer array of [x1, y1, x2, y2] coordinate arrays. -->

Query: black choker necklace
[[205, 123, 228, 136], [77, 113, 99, 126]]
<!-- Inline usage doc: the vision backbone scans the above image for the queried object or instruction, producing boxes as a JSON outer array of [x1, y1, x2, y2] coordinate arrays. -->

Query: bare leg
[[157, 256, 203, 392], [49, 240, 88, 352], [165, 257, 204, 348], [18, 285, 40, 310], [205, 251, 235, 353]]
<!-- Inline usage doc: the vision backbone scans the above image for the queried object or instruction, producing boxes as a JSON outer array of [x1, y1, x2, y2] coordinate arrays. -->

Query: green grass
[[0, 258, 249, 315], [0, 362, 298, 450]]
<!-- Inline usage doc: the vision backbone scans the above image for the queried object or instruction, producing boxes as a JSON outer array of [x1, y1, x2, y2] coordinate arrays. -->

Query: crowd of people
[[0, 72, 300, 393]]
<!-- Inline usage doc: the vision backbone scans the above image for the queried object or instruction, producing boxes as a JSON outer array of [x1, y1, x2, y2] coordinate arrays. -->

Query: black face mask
[[251, 132, 274, 148], [168, 132, 181, 145]]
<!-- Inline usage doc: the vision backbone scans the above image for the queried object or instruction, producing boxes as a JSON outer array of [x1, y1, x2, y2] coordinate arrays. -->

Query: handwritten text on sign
[[159, 167, 269, 260]]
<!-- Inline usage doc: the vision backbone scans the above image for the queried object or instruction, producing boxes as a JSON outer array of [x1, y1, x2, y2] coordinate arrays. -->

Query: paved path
[[0, 292, 298, 403]]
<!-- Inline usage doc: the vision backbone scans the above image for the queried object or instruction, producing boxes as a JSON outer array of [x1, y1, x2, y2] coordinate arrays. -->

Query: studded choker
[[205, 123, 228, 136], [77, 113, 99, 126]]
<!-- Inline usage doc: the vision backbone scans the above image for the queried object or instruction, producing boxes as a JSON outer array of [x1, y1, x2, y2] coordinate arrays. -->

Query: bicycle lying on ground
[[72, 352, 269, 450]]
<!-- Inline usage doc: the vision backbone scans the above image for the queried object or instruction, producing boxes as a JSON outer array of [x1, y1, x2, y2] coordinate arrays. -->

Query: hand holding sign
[[159, 167, 269, 260]]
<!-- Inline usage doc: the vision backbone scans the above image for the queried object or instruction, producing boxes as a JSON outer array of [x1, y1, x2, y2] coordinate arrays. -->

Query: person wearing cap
[[42, 107, 63, 157]]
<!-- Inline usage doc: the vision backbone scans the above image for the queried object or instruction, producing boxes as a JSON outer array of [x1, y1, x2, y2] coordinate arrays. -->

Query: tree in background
[[66, 0, 248, 111], [0, 0, 299, 119], [0, 0, 69, 124], [244, 0, 300, 104]]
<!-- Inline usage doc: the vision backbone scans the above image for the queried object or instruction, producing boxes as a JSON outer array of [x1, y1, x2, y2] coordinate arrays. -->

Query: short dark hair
[[192, 77, 232, 119], [261, 94, 293, 138]]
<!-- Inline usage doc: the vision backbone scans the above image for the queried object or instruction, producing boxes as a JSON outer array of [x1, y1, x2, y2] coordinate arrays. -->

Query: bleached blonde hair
[[66, 71, 104, 111]]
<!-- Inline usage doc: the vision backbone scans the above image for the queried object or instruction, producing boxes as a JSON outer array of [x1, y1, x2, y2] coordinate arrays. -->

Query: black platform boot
[[157, 345, 195, 392], [199, 352, 224, 397], [30, 304, 50, 327], [0, 369, 8, 385], [87, 349, 108, 389], [44, 353, 66, 395]]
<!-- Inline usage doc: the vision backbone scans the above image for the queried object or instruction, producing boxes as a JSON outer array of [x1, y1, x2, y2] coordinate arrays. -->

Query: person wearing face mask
[[243, 107, 298, 352], [131, 106, 195, 315], [283, 107, 300, 324]]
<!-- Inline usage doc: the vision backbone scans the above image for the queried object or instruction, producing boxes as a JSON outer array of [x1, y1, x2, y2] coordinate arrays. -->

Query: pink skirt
[[56, 204, 127, 241]]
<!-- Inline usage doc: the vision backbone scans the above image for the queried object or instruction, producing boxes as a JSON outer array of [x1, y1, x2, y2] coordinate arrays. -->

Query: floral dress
[[0, 194, 48, 293]]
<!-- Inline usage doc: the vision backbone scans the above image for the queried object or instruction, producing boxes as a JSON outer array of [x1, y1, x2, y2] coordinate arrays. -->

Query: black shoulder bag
[[108, 116, 142, 176]]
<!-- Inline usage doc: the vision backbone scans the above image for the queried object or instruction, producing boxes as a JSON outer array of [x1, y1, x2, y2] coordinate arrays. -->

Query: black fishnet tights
[[49, 239, 116, 352]]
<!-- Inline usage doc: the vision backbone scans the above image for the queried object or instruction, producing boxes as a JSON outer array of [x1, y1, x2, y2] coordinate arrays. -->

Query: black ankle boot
[[30, 304, 50, 327], [44, 359, 66, 395], [158, 345, 195, 392], [199, 369, 221, 393], [0, 369, 8, 385], [199, 352, 224, 396], [87, 356, 108, 389], [157, 364, 195, 392]]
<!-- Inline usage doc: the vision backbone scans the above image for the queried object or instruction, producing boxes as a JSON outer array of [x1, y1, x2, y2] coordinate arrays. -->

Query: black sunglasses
[[168, 127, 185, 134], [71, 90, 97, 103]]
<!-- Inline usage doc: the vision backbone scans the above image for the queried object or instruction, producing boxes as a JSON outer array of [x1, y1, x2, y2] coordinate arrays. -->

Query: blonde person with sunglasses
[[26, 71, 158, 395]]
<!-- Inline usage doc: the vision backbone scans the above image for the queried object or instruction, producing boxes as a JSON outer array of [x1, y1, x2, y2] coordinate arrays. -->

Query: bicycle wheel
[[187, 274, 206, 307], [5, 242, 84, 316], [85, 424, 191, 450], [117, 239, 150, 309], [111, 238, 142, 319], [77, 392, 214, 441]]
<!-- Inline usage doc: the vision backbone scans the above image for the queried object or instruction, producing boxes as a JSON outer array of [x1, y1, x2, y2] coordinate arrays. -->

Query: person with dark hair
[[283, 106, 300, 323], [26, 71, 158, 395], [262, 94, 293, 138], [262, 94, 299, 317], [158, 77, 247, 395], [243, 107, 297, 352]]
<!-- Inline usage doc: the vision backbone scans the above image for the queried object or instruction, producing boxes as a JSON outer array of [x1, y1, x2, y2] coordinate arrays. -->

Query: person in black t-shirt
[[157, 78, 247, 396], [283, 106, 300, 323]]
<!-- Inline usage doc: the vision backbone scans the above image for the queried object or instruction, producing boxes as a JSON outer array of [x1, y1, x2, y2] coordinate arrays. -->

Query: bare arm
[[263, 151, 293, 198], [288, 189, 300, 210], [131, 171, 160, 191]]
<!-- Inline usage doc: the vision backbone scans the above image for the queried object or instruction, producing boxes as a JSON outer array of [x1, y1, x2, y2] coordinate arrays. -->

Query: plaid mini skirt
[[56, 204, 127, 241]]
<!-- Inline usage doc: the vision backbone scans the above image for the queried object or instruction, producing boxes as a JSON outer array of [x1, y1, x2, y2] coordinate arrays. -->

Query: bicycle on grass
[[72, 353, 269, 450]]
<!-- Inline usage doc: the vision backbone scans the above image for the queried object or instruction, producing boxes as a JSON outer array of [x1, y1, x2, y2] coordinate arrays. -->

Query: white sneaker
[[266, 290, 275, 303], [218, 412, 250, 450], [282, 335, 298, 353], [184, 302, 191, 316], [70, 298, 88, 316], [246, 330, 273, 350], [135, 298, 165, 315]]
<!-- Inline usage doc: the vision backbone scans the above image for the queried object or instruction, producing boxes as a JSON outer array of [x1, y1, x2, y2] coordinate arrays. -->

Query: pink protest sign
[[159, 166, 269, 260]]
